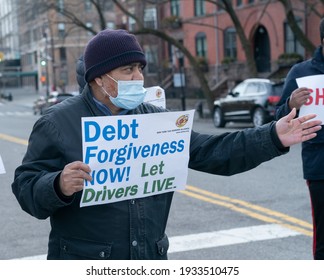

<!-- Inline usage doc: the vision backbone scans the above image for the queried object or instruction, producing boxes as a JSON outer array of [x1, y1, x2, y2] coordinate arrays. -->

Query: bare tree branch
[[111, 0, 215, 113], [206, 0, 257, 75], [90, 0, 108, 31]]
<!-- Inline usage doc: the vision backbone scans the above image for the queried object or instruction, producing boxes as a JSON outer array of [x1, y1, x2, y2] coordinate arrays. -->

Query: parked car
[[0, 92, 13, 101], [33, 92, 73, 115], [213, 78, 284, 127], [45, 92, 74, 108], [32, 96, 47, 115]]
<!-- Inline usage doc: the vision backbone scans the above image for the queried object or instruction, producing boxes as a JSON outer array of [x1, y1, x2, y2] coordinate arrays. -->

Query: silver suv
[[213, 78, 284, 127]]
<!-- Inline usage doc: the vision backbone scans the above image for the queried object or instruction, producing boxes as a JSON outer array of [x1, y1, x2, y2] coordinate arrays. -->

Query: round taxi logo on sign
[[176, 114, 189, 128]]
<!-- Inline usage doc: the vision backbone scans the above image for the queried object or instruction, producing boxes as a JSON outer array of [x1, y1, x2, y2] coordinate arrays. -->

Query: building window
[[106, 22, 115, 29], [170, 0, 180, 16], [284, 20, 304, 56], [247, 0, 254, 3], [34, 51, 38, 64], [60, 70, 68, 87], [236, 0, 242, 6], [27, 53, 33, 65], [27, 53, 35, 65], [33, 28, 38, 42], [128, 17, 136, 31], [195, 32, 207, 58], [194, 0, 205, 16], [58, 23, 65, 38], [59, 47, 66, 62], [84, 0, 92, 11], [86, 22, 93, 35], [128, 7, 136, 31], [144, 7, 157, 29], [224, 27, 237, 59], [144, 45, 158, 73], [57, 0, 64, 12]]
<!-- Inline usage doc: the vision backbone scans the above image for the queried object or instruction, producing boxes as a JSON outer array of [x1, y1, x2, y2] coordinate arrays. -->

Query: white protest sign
[[144, 86, 166, 109], [296, 74, 324, 122], [0, 155, 6, 174], [80, 110, 194, 207]]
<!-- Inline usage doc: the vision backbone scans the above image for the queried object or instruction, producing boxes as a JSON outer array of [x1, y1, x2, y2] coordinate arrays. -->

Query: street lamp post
[[178, 61, 186, 111], [0, 72, 4, 98], [43, 31, 50, 97], [174, 49, 186, 111]]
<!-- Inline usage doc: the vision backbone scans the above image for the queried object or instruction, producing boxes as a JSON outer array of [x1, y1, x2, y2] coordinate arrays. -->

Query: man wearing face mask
[[12, 29, 322, 260]]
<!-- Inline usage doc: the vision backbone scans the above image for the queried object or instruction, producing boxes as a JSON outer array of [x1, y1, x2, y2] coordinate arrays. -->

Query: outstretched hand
[[276, 108, 322, 147]]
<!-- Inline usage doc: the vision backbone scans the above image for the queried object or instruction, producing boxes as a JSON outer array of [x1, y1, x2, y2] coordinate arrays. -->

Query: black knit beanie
[[84, 29, 147, 82]]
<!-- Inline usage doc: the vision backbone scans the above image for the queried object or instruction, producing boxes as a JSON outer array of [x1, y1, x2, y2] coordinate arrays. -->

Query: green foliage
[[221, 56, 236, 65], [278, 52, 303, 65], [161, 16, 182, 29], [196, 56, 209, 72]]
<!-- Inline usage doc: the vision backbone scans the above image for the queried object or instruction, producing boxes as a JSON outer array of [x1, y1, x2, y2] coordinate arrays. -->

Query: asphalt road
[[0, 89, 314, 260]]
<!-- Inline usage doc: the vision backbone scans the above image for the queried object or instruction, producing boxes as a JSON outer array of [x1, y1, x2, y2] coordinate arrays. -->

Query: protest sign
[[144, 86, 166, 109], [0, 155, 6, 174], [80, 110, 194, 207], [296, 74, 324, 122]]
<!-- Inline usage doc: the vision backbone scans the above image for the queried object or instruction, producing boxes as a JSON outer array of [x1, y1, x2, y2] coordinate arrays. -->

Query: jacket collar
[[81, 84, 129, 116]]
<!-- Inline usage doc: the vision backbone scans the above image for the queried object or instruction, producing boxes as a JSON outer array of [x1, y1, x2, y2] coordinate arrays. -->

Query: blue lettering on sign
[[83, 119, 139, 142], [84, 121, 100, 142]]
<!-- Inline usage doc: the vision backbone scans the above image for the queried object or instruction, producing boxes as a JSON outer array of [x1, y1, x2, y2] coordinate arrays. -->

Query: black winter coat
[[12, 85, 288, 259], [276, 46, 324, 180]]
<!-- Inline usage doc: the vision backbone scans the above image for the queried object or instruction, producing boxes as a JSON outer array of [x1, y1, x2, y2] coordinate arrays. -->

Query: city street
[[0, 88, 313, 260]]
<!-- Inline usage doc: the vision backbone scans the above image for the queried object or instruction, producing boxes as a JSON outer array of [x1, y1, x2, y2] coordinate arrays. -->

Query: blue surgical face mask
[[104, 74, 147, 110]]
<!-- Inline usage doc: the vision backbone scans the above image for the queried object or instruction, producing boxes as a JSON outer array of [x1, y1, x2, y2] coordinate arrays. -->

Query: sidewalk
[[1, 86, 212, 120], [0, 87, 40, 108]]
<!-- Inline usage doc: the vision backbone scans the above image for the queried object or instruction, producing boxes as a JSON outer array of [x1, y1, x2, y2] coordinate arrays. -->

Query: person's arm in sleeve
[[11, 116, 89, 219], [189, 109, 321, 175], [189, 122, 285, 175]]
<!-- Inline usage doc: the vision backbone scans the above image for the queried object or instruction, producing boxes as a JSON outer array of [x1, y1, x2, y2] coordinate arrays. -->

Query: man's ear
[[94, 77, 103, 87]]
